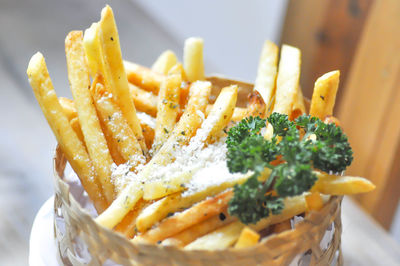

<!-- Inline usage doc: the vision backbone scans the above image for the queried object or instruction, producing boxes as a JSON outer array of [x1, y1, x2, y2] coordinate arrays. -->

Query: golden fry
[[27, 52, 107, 212], [152, 50, 178, 75], [124, 60, 164, 94], [184, 37, 205, 82], [310, 70, 340, 120], [254, 40, 279, 114], [234, 227, 260, 249], [153, 73, 182, 152], [129, 83, 158, 117], [138, 190, 233, 243], [66, 31, 115, 202]]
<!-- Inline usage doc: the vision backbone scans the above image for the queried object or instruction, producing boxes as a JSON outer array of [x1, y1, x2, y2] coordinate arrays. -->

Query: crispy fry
[[168, 63, 188, 81], [141, 120, 155, 149], [136, 171, 253, 232], [69, 117, 85, 145], [311, 173, 375, 195], [152, 50, 178, 75], [291, 85, 306, 120], [305, 192, 324, 212], [272, 44, 301, 115], [141, 81, 211, 176], [143, 85, 237, 199], [129, 83, 158, 117], [184, 37, 205, 82], [99, 116, 126, 165], [27, 52, 107, 212], [59, 97, 76, 121], [97, 81, 212, 228], [153, 73, 182, 152], [98, 6, 147, 153], [91, 79, 144, 165], [124, 60, 164, 94], [246, 91, 266, 118], [114, 199, 148, 238], [184, 195, 307, 250], [162, 210, 235, 247], [310, 70, 340, 120], [185, 221, 243, 250], [254, 40, 279, 114], [137, 190, 233, 243], [66, 31, 115, 202], [234, 227, 260, 249]]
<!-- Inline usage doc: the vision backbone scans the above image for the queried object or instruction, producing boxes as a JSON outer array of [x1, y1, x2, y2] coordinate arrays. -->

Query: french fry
[[124, 60, 164, 94], [272, 44, 301, 115], [168, 63, 188, 81], [234, 227, 260, 249], [99, 117, 126, 166], [27, 52, 107, 212], [183, 37, 205, 82], [264, 44, 301, 140], [162, 211, 235, 247], [66, 31, 115, 203], [69, 117, 85, 145], [153, 73, 182, 152], [59, 98, 126, 165], [254, 40, 279, 114], [91, 78, 144, 165], [311, 173, 375, 195], [84, 6, 147, 153], [246, 91, 266, 118], [305, 192, 324, 212], [114, 199, 148, 238], [99, 6, 147, 153], [129, 83, 158, 117], [59, 97, 76, 121], [143, 85, 237, 199], [184, 221, 244, 250], [271, 220, 292, 234], [152, 50, 178, 75], [140, 81, 211, 177], [136, 171, 254, 232], [97, 81, 212, 228], [141, 121, 155, 149], [310, 70, 340, 120], [137, 190, 233, 243], [184, 195, 308, 250], [291, 85, 306, 120], [95, 179, 143, 228]]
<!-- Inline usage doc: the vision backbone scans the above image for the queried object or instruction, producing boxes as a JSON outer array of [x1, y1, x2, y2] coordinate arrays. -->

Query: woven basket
[[53, 77, 344, 266]]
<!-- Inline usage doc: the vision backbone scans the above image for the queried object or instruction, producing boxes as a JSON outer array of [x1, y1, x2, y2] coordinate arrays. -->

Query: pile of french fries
[[27, 5, 374, 251]]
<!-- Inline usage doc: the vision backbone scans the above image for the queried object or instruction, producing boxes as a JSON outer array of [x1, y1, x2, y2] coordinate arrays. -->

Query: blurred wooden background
[[281, 0, 400, 230]]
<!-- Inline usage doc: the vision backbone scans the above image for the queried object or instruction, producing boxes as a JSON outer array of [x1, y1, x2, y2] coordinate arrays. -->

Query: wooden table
[[0, 0, 399, 265]]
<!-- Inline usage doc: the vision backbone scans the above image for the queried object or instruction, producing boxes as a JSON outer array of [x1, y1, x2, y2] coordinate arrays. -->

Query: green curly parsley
[[226, 113, 353, 224]]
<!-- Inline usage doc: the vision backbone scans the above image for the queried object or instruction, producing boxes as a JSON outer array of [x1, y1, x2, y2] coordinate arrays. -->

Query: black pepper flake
[[110, 37, 114, 41], [108, 115, 112, 121], [164, 128, 169, 134], [219, 213, 226, 221], [320, 95, 325, 100], [157, 241, 161, 245], [117, 139, 121, 143], [167, 212, 174, 217]]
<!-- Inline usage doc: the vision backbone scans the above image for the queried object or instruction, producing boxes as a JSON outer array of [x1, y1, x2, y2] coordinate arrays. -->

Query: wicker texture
[[53, 77, 343, 266]]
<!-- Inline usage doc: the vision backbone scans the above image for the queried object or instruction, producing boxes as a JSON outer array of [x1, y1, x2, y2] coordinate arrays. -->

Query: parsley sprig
[[226, 113, 353, 224]]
